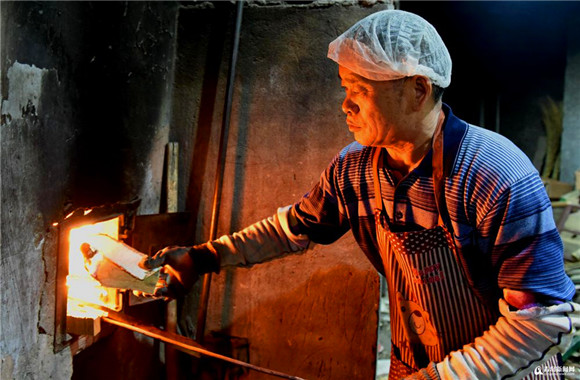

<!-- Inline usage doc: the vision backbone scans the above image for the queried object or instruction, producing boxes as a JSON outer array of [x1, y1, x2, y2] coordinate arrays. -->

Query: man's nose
[[342, 97, 359, 115]]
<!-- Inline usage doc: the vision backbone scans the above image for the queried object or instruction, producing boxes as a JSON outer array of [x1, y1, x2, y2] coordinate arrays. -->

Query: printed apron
[[372, 125, 561, 379]]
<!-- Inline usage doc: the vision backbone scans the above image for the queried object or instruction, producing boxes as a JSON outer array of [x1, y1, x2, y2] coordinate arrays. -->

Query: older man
[[145, 10, 577, 380]]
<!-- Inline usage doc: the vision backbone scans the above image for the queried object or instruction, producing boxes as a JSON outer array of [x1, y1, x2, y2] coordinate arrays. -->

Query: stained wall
[[1, 2, 179, 378]]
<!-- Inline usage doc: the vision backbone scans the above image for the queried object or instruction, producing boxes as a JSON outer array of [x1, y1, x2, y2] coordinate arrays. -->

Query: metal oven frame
[[53, 200, 140, 353]]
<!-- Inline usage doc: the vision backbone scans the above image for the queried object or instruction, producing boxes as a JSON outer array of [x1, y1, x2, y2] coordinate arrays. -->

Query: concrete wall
[[1, 2, 179, 379], [172, 3, 391, 379]]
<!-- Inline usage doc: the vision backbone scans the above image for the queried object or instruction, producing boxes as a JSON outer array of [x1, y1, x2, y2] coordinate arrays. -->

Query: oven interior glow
[[67, 217, 123, 318]]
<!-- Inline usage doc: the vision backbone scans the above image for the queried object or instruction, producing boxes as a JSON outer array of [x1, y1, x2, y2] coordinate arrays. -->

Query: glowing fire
[[66, 217, 122, 318]]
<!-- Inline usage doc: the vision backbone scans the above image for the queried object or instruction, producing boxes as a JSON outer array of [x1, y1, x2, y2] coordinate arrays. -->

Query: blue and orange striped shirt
[[292, 104, 575, 302]]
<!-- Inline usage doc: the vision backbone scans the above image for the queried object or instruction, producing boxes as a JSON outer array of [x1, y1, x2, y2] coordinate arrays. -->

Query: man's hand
[[503, 288, 539, 309], [139, 244, 219, 298]]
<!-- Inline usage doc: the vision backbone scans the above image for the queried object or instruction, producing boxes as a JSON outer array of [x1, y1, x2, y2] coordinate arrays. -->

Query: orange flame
[[67, 217, 122, 318]]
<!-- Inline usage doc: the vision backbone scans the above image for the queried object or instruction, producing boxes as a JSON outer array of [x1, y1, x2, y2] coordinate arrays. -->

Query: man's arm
[[209, 205, 311, 267], [141, 205, 311, 297], [428, 298, 579, 380], [210, 149, 352, 265], [408, 173, 577, 379], [144, 154, 351, 295]]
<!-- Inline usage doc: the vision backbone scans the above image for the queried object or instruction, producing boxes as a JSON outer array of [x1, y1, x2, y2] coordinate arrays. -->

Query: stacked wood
[[82, 234, 160, 294], [540, 97, 563, 180]]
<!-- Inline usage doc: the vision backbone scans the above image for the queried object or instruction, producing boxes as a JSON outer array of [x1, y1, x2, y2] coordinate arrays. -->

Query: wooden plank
[[85, 234, 151, 280], [67, 315, 102, 336], [90, 255, 158, 294], [166, 142, 179, 213]]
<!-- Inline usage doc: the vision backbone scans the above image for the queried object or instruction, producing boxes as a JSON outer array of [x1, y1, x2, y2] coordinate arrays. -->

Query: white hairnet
[[328, 10, 452, 88]]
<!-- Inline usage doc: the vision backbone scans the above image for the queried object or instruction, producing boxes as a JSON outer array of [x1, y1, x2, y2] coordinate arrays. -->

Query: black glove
[[140, 243, 219, 298]]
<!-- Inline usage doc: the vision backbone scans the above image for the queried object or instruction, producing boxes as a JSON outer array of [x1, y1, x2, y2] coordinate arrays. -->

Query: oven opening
[[54, 200, 141, 353], [66, 216, 123, 328]]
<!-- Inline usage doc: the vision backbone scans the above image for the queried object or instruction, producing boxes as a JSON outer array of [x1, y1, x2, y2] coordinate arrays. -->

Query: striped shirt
[[292, 104, 575, 301]]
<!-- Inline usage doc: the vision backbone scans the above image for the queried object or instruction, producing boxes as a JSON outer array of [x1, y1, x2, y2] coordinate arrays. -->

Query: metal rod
[[197, 0, 244, 344], [102, 315, 305, 380]]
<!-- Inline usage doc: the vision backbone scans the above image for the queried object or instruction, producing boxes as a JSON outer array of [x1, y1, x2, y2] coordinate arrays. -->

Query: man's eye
[[343, 88, 359, 95], [342, 85, 365, 95]]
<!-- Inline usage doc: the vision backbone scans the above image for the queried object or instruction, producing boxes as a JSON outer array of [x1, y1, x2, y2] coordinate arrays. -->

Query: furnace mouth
[[53, 200, 140, 352], [53, 199, 195, 354], [67, 217, 123, 316]]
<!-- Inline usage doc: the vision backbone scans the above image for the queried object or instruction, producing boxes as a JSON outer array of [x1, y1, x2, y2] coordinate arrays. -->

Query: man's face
[[339, 66, 410, 147]]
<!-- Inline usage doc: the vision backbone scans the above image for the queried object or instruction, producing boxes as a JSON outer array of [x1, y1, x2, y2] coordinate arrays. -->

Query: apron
[[372, 123, 563, 379], [371, 122, 500, 378]]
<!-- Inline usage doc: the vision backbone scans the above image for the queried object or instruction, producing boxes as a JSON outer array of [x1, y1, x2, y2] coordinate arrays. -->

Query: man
[[144, 10, 577, 379]]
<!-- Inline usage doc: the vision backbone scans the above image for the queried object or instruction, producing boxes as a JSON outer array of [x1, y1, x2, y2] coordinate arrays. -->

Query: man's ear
[[409, 75, 432, 110]]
